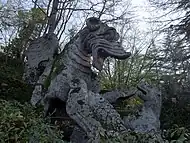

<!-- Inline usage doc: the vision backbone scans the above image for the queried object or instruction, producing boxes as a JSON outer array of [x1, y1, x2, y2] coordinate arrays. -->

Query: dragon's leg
[[88, 91, 128, 136], [66, 79, 128, 142], [66, 81, 103, 142], [43, 73, 70, 116]]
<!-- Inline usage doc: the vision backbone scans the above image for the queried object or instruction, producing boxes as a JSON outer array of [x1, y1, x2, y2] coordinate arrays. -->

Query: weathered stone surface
[[69, 82, 162, 142], [102, 90, 136, 103], [124, 82, 162, 133], [70, 126, 88, 143], [23, 33, 59, 105], [42, 17, 130, 110], [67, 79, 127, 142], [42, 17, 131, 142], [24, 33, 58, 69]]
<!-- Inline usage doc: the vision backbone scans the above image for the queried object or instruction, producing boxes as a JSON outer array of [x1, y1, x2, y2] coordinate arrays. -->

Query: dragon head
[[137, 82, 161, 105], [80, 17, 131, 71]]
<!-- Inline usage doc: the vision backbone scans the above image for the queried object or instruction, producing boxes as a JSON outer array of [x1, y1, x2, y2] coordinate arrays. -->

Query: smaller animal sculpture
[[124, 82, 162, 133]]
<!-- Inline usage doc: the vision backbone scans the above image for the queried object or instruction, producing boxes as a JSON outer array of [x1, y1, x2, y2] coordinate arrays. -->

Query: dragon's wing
[[25, 34, 59, 68], [23, 34, 59, 84]]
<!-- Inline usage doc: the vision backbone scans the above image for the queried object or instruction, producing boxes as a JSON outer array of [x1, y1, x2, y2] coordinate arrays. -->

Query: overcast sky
[[131, 0, 151, 30], [132, 0, 149, 18]]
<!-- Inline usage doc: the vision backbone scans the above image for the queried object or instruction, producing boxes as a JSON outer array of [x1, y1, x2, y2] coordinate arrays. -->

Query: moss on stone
[[43, 55, 66, 90]]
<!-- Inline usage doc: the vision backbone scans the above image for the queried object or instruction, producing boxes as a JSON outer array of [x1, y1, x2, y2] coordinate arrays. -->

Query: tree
[[1, 0, 134, 55], [100, 25, 159, 90], [1, 7, 46, 59], [149, 0, 190, 41], [148, 0, 190, 93]]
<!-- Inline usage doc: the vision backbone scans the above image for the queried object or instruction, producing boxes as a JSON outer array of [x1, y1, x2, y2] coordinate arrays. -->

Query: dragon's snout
[[90, 38, 131, 71]]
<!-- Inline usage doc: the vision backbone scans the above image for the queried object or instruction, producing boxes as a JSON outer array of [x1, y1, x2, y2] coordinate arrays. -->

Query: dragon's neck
[[60, 41, 92, 75]]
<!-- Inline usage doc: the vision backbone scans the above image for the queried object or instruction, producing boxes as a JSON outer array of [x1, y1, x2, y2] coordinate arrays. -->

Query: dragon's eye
[[104, 29, 115, 41]]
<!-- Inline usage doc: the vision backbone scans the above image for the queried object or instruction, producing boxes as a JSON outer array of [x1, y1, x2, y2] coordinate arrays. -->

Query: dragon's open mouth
[[91, 43, 131, 71]]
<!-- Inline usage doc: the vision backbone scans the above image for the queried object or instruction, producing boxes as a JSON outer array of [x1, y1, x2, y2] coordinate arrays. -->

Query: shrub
[[0, 99, 65, 143]]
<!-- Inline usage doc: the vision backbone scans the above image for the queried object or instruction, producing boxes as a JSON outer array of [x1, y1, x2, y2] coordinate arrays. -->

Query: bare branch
[[98, 0, 107, 19]]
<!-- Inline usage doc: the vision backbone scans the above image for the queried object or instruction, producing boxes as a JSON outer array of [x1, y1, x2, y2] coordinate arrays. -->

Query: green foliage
[[18, 8, 46, 24], [0, 53, 67, 142], [0, 53, 32, 102], [43, 55, 67, 89], [115, 96, 143, 118], [2, 37, 23, 59], [163, 125, 190, 142], [0, 99, 64, 143], [100, 132, 167, 143], [100, 51, 158, 91], [2, 8, 47, 59], [160, 99, 190, 131], [31, 8, 46, 24]]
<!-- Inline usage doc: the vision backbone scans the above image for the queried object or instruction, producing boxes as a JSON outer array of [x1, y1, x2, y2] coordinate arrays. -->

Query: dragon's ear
[[86, 17, 101, 31]]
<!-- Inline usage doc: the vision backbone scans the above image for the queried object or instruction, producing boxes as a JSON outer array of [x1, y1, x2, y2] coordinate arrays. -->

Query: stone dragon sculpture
[[23, 17, 163, 142]]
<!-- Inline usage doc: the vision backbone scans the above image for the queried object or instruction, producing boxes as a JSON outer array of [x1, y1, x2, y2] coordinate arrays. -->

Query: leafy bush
[[100, 131, 167, 143], [162, 125, 190, 143], [0, 99, 65, 143], [160, 99, 190, 130], [0, 52, 33, 102]]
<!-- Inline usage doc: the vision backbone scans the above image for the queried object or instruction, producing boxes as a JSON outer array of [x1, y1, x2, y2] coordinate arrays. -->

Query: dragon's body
[[24, 17, 162, 142], [24, 17, 131, 142]]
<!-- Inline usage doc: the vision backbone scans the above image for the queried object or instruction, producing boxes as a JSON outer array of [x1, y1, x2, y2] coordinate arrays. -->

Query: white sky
[[0, 0, 151, 27], [131, 0, 151, 29]]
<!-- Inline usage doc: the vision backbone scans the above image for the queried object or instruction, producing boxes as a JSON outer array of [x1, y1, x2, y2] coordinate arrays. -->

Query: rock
[[70, 126, 88, 143], [124, 82, 162, 133], [67, 79, 126, 142], [102, 90, 136, 104], [23, 33, 59, 105]]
